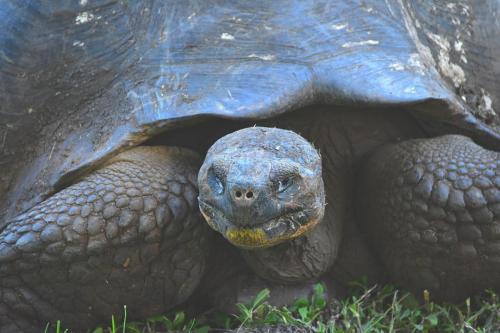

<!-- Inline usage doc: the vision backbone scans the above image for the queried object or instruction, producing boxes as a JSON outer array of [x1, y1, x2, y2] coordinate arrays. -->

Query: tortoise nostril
[[235, 190, 242, 198], [246, 191, 253, 199]]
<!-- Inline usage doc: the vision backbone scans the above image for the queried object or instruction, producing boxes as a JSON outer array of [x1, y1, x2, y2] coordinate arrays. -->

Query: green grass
[[45, 280, 500, 332]]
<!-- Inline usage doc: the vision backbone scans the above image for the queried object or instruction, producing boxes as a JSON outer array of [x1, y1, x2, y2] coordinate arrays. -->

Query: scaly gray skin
[[1, 110, 500, 331], [360, 135, 500, 301], [0, 147, 210, 331]]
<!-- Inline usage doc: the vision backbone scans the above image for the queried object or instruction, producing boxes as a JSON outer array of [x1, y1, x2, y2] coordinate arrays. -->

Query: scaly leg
[[360, 135, 500, 301], [0, 146, 211, 331]]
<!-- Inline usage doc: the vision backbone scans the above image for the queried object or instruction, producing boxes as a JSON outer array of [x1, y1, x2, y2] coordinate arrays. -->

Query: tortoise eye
[[213, 176, 224, 194], [272, 161, 300, 194], [277, 176, 294, 193], [208, 161, 228, 195], [208, 170, 225, 195]]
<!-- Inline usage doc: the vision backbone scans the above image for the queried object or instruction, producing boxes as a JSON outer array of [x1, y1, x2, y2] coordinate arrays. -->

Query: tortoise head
[[198, 127, 325, 249]]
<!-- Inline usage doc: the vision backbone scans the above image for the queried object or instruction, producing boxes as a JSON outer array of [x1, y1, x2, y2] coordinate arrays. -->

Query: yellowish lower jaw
[[225, 228, 273, 248], [224, 218, 320, 249], [199, 203, 321, 248]]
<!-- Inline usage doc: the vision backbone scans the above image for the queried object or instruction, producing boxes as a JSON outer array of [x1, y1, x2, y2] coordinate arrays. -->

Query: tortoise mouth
[[198, 200, 320, 249]]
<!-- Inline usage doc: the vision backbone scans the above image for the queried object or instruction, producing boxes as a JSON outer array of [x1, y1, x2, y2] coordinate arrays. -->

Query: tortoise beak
[[198, 198, 324, 249]]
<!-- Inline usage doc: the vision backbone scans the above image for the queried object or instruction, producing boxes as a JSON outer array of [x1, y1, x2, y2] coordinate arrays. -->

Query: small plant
[[291, 283, 328, 325], [235, 288, 271, 327], [231, 283, 328, 330]]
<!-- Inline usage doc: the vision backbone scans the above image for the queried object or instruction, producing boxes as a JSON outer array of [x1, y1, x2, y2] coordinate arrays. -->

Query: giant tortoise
[[1, 0, 500, 331]]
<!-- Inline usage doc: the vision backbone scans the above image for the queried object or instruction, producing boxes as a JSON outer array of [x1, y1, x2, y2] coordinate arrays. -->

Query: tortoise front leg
[[0, 146, 210, 332], [360, 135, 500, 301]]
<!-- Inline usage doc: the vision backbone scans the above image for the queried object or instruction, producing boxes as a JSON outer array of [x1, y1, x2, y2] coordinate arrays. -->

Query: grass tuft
[[44, 280, 500, 332]]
